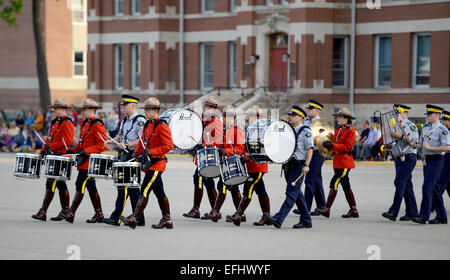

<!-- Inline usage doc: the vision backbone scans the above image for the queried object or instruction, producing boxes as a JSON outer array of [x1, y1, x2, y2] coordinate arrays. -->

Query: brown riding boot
[[61, 191, 84, 223], [253, 195, 272, 226], [51, 189, 70, 221], [208, 192, 226, 223], [206, 188, 218, 209], [342, 190, 359, 218], [152, 197, 173, 229], [120, 196, 149, 229], [86, 192, 104, 223], [183, 186, 203, 219], [319, 189, 338, 218], [32, 190, 55, 221], [230, 197, 252, 226]]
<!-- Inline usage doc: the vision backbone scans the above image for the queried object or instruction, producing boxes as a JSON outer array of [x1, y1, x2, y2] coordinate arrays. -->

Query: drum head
[[164, 109, 203, 150], [263, 120, 296, 163]]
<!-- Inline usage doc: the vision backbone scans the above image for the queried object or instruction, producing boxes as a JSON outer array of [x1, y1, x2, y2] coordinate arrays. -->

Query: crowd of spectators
[[0, 108, 120, 153]]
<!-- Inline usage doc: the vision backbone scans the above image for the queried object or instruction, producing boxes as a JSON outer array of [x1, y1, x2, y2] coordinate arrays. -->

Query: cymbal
[[315, 134, 334, 157], [310, 119, 334, 136]]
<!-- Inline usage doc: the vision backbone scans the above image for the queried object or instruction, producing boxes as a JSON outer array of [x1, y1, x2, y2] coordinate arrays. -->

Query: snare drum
[[44, 155, 74, 181], [221, 155, 248, 186], [160, 109, 203, 150], [14, 153, 42, 179], [112, 162, 141, 187], [196, 146, 221, 178], [246, 119, 297, 163], [88, 154, 116, 180]]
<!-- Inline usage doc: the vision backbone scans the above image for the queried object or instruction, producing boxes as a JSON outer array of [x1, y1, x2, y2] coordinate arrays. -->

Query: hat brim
[[139, 106, 161, 110], [78, 105, 103, 110], [47, 104, 72, 109], [332, 113, 355, 120]]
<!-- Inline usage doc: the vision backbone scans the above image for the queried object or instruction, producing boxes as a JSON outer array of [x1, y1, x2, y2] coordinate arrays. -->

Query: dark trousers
[[303, 151, 325, 211], [432, 154, 450, 220], [109, 186, 144, 224], [243, 172, 267, 199], [273, 161, 311, 225], [388, 155, 418, 217], [75, 170, 98, 194], [329, 168, 351, 191], [46, 178, 68, 192], [140, 170, 165, 199], [193, 168, 216, 190], [419, 155, 444, 220], [217, 178, 240, 194]]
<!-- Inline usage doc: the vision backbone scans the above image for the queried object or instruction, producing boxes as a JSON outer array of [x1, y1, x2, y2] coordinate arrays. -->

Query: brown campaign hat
[[76, 98, 103, 110], [332, 107, 356, 120], [139, 97, 161, 109], [204, 95, 219, 108], [47, 98, 72, 109]]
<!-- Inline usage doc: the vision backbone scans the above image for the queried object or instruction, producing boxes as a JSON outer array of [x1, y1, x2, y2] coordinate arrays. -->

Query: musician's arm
[[423, 143, 450, 152]]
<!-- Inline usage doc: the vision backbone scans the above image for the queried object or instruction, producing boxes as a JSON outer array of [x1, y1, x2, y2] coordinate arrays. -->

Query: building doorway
[[269, 33, 289, 92]]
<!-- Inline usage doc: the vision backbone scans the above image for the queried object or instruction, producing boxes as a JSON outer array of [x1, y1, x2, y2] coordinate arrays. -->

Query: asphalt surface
[[1, 153, 449, 260]]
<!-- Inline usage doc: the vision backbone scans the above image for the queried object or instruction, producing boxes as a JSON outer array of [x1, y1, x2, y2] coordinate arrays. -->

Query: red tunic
[[75, 117, 108, 170], [332, 125, 356, 169], [223, 126, 245, 156], [245, 157, 269, 174], [134, 117, 174, 172], [41, 116, 75, 156]]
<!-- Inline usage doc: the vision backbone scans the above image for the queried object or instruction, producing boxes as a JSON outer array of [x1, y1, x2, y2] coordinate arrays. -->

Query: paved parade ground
[[1, 153, 449, 260]]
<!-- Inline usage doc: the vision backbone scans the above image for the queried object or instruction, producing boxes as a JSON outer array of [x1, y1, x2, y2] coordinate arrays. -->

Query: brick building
[[0, 0, 88, 109]]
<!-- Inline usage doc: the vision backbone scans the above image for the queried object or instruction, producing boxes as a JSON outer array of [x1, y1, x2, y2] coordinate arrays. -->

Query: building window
[[132, 0, 141, 15], [281, 0, 289, 5], [230, 0, 237, 12], [131, 44, 141, 89], [201, 43, 214, 90], [266, 0, 274, 6], [115, 45, 123, 89], [202, 0, 214, 13], [71, 0, 85, 23], [413, 33, 430, 88], [229, 42, 237, 88], [115, 0, 124, 16], [332, 36, 348, 88], [74, 52, 84, 76], [375, 35, 391, 88]]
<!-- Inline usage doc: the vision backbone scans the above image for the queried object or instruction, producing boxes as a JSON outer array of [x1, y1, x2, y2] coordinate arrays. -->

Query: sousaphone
[[310, 119, 334, 157]]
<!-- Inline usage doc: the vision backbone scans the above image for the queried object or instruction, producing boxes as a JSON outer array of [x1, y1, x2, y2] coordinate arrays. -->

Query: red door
[[270, 33, 289, 92]]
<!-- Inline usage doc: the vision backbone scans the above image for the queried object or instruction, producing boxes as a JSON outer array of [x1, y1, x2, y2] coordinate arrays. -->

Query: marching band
[[14, 95, 450, 229]]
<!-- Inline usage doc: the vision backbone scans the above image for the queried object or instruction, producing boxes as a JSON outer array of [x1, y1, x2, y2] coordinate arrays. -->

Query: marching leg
[[32, 189, 55, 221], [50, 183, 70, 221], [86, 191, 104, 223], [61, 191, 84, 223], [152, 197, 173, 229]]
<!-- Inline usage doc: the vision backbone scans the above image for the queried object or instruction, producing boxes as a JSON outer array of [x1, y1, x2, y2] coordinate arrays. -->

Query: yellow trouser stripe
[[81, 177, 90, 194], [222, 184, 226, 194], [334, 169, 348, 191], [248, 172, 263, 199], [118, 187, 129, 224], [199, 176, 203, 190], [143, 171, 159, 198], [51, 179, 57, 193]]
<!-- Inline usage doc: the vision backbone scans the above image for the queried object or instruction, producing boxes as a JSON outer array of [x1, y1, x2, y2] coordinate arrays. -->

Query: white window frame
[[412, 32, 431, 88], [200, 43, 214, 90], [73, 51, 85, 77], [71, 0, 86, 24], [332, 36, 348, 88], [131, 44, 141, 90], [374, 35, 392, 88], [132, 0, 141, 15], [115, 45, 123, 90], [229, 42, 237, 88], [202, 0, 214, 13], [115, 0, 124, 16]]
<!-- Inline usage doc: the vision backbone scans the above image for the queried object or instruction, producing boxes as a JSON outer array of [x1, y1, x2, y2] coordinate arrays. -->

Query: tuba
[[311, 119, 335, 157]]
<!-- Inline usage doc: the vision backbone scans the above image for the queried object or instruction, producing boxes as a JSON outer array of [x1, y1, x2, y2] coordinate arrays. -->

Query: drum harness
[[140, 119, 168, 169], [46, 117, 73, 156], [117, 114, 145, 160], [76, 118, 104, 167]]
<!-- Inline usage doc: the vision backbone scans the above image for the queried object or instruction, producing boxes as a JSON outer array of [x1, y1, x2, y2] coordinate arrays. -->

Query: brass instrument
[[310, 119, 335, 157]]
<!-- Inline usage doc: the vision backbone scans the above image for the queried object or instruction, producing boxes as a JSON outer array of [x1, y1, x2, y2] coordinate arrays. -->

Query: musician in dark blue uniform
[[382, 104, 419, 222], [412, 105, 449, 224], [102, 95, 146, 226]]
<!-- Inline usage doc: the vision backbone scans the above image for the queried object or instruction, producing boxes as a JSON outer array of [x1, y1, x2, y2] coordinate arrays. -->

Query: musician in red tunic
[[60, 99, 108, 224], [183, 95, 224, 219], [32, 98, 75, 222], [121, 97, 175, 229], [319, 107, 359, 218]]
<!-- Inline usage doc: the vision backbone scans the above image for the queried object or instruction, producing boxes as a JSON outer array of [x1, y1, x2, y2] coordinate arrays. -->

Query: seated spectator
[[2, 121, 20, 152], [359, 120, 381, 160], [0, 123, 8, 149], [354, 120, 370, 159], [24, 110, 35, 130], [16, 113, 25, 128], [33, 109, 45, 133], [8, 128, 25, 153]]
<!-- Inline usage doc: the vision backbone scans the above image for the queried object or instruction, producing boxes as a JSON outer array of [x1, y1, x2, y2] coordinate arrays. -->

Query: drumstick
[[188, 135, 198, 143], [62, 138, 69, 151], [228, 140, 236, 154], [291, 173, 305, 186], [138, 133, 150, 161], [206, 132, 210, 146], [33, 130, 46, 144], [100, 132, 130, 153]]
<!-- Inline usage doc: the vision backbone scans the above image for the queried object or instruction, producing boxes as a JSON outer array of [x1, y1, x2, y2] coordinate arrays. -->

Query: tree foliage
[[0, 0, 23, 27]]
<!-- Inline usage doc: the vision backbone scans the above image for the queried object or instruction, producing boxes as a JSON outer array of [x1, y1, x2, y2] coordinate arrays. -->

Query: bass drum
[[245, 119, 297, 164], [160, 109, 203, 150]]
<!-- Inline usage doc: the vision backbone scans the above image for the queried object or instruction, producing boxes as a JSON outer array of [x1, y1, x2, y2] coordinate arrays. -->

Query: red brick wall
[[391, 33, 412, 88], [430, 31, 450, 88], [355, 35, 374, 88]]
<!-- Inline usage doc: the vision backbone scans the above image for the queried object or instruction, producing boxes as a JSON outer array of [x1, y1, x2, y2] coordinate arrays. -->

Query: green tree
[[1, 0, 51, 110]]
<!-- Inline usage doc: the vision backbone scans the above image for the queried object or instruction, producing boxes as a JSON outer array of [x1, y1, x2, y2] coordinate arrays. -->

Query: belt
[[393, 154, 416, 160], [424, 154, 444, 159]]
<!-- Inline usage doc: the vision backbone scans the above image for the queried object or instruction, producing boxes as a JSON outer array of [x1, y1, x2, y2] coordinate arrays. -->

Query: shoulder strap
[[296, 125, 310, 138]]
